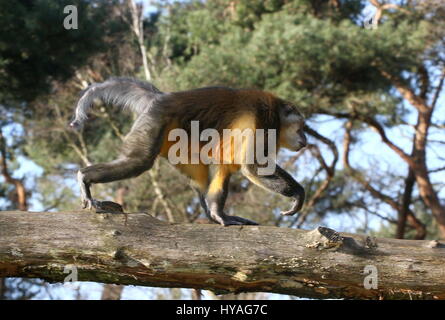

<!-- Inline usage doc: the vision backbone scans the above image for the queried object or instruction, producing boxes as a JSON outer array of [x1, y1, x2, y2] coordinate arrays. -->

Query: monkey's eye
[[283, 108, 292, 117]]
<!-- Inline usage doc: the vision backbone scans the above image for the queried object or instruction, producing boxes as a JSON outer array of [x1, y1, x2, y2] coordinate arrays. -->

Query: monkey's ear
[[279, 102, 301, 123]]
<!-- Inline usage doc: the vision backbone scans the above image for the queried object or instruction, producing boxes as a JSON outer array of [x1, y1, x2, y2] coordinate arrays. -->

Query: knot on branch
[[305, 227, 344, 251], [304, 227, 378, 254], [113, 247, 144, 268], [426, 240, 445, 248]]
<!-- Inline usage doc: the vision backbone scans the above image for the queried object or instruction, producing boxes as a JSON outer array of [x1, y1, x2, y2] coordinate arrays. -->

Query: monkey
[[70, 77, 307, 226]]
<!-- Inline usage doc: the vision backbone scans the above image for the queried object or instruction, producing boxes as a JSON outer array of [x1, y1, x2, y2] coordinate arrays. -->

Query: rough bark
[[1, 210, 445, 300], [101, 189, 129, 300]]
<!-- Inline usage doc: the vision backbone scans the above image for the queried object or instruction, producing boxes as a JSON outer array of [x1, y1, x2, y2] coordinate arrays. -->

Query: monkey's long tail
[[70, 77, 163, 128]]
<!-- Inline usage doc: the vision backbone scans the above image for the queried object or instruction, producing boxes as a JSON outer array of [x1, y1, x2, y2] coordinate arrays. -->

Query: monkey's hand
[[280, 198, 303, 216]]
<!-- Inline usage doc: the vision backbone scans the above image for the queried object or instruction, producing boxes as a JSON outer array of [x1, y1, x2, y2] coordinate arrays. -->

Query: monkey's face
[[279, 104, 307, 152]]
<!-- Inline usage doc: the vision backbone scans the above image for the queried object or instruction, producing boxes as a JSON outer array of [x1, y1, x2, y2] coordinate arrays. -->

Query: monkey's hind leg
[[77, 113, 165, 213], [206, 168, 259, 226], [77, 158, 151, 213]]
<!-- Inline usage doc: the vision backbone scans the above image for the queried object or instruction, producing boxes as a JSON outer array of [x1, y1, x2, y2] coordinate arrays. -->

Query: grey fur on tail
[[70, 77, 163, 128]]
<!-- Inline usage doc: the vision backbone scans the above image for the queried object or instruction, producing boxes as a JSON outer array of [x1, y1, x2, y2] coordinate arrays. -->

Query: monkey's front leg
[[280, 196, 304, 216], [242, 164, 305, 217], [279, 174, 305, 217], [207, 174, 258, 226]]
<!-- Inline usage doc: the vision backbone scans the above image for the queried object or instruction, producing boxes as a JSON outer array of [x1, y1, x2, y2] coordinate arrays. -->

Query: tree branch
[[343, 121, 426, 239], [431, 69, 445, 110], [379, 69, 429, 113], [127, 0, 152, 81], [1, 211, 444, 300], [397, 168, 416, 239], [317, 108, 414, 167], [368, 1, 411, 27], [292, 126, 339, 228]]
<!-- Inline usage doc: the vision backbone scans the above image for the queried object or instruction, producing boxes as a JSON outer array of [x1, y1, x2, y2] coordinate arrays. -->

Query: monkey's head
[[279, 103, 307, 152]]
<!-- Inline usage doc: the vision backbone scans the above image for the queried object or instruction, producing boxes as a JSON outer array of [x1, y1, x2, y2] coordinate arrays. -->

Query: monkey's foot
[[211, 214, 259, 226], [82, 199, 124, 214]]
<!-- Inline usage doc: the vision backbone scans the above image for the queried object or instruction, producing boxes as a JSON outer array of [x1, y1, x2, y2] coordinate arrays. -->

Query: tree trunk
[[0, 278, 5, 299], [101, 284, 124, 300], [412, 109, 445, 238], [397, 168, 416, 239], [0, 211, 445, 300]]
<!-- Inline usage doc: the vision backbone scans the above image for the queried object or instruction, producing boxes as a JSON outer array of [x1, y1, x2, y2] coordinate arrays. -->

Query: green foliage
[[0, 0, 125, 104], [165, 5, 430, 122]]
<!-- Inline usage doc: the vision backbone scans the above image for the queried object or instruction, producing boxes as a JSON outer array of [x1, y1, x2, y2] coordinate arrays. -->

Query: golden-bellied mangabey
[[70, 77, 306, 226]]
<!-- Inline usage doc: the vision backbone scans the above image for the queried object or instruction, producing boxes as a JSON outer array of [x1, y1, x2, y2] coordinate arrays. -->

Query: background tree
[[1, 0, 444, 299]]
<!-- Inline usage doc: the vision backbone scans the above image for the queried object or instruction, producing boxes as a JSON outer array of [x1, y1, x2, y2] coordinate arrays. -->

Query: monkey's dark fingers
[[280, 199, 303, 216]]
